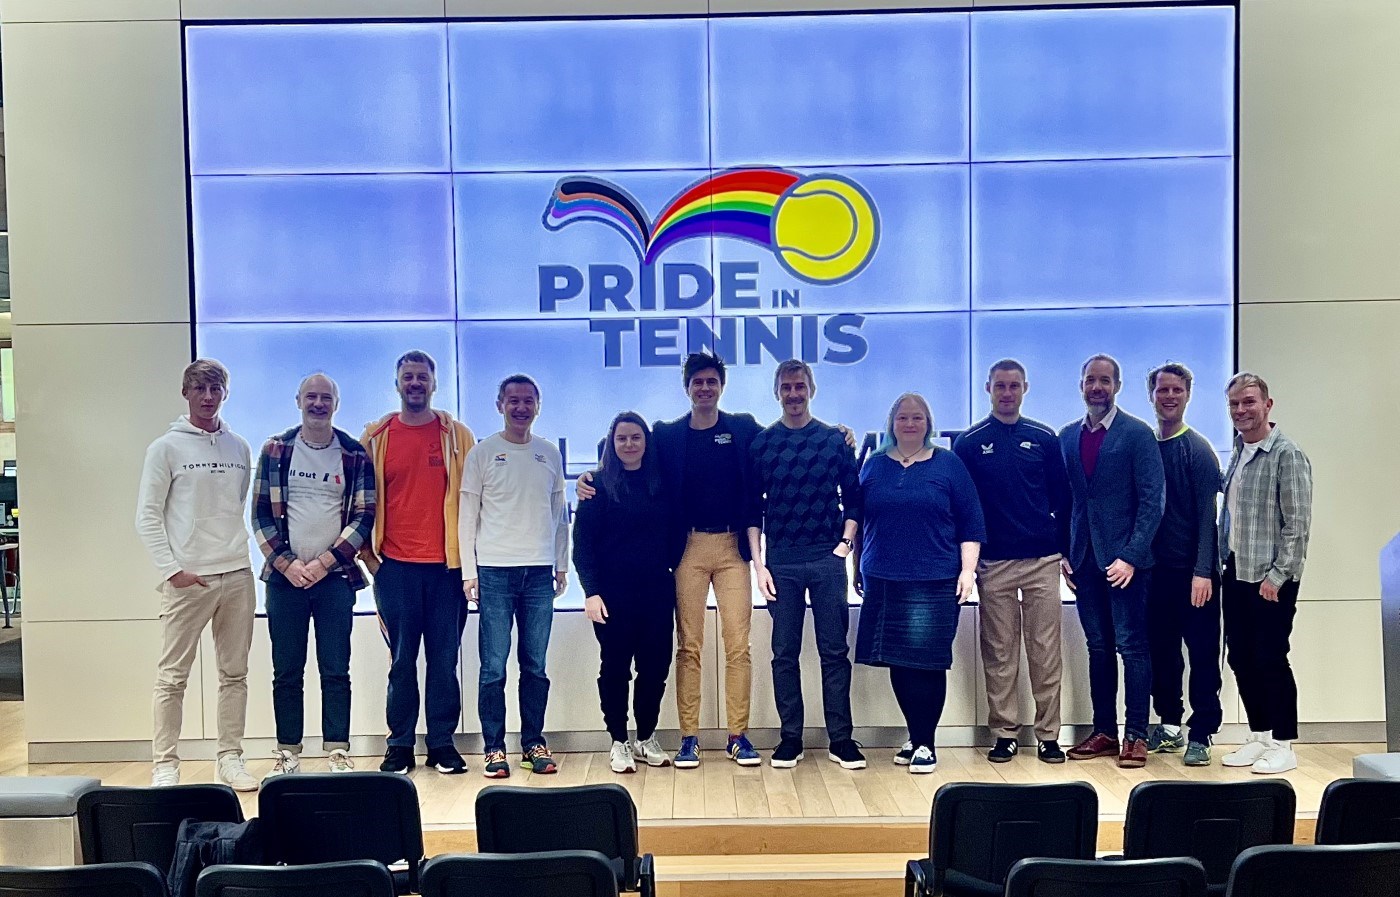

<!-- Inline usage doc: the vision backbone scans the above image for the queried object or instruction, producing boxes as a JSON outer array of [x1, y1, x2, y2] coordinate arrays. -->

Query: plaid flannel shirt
[[1219, 424, 1312, 587], [252, 426, 376, 590]]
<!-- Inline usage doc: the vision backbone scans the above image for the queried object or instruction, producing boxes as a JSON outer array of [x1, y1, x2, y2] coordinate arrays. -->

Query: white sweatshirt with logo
[[135, 416, 253, 584]]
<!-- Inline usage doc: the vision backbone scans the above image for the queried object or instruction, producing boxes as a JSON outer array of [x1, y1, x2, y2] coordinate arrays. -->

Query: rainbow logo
[[543, 168, 880, 285]]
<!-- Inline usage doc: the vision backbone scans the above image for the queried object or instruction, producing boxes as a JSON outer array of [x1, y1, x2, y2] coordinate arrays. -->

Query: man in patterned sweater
[[747, 359, 866, 770]]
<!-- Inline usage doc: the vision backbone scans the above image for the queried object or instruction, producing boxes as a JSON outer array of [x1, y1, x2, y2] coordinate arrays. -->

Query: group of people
[[134, 346, 1311, 792]]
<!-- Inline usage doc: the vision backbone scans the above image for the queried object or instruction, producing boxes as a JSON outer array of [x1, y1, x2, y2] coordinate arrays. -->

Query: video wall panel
[[185, 4, 1237, 609]]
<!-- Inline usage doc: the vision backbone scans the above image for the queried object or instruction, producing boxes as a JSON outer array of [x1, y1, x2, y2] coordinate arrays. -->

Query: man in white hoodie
[[135, 359, 258, 790]]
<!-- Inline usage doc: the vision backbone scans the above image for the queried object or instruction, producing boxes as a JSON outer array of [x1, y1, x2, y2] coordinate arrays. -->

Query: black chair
[[420, 851, 620, 897], [0, 861, 165, 897], [76, 784, 245, 872], [475, 783, 654, 897], [1122, 780, 1295, 897], [258, 772, 423, 895], [1226, 843, 1400, 897], [195, 860, 395, 897], [906, 781, 1098, 897], [1006, 857, 1208, 897], [1315, 778, 1400, 845]]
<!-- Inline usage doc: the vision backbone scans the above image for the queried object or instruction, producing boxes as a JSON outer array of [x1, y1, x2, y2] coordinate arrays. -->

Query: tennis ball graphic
[[771, 175, 879, 284]]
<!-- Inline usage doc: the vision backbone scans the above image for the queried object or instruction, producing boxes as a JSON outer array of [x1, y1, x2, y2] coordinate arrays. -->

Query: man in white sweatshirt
[[135, 359, 258, 790]]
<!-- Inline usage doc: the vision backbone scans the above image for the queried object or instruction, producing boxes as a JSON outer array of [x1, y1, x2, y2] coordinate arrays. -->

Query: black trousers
[[592, 571, 676, 743], [889, 665, 948, 751], [1147, 565, 1223, 740], [1222, 555, 1300, 741]]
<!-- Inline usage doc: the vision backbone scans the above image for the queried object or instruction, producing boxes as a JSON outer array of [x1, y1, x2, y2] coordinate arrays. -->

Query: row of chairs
[[908, 778, 1400, 897]]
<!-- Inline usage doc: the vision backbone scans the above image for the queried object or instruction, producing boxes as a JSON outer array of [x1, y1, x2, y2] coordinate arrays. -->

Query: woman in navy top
[[854, 393, 986, 773]]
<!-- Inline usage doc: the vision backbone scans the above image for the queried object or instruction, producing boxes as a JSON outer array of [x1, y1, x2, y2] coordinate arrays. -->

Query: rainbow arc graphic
[[543, 167, 880, 285]]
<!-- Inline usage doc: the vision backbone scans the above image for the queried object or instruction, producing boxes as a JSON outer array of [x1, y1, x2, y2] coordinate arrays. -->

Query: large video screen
[[185, 5, 1237, 609]]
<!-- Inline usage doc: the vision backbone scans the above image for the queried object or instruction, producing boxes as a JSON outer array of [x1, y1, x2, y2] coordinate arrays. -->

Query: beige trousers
[[977, 555, 1064, 741], [674, 532, 753, 736], [152, 568, 256, 765]]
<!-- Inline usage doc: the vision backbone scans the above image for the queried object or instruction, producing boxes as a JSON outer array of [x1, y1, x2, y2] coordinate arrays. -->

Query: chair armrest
[[639, 853, 656, 897], [906, 858, 937, 897]]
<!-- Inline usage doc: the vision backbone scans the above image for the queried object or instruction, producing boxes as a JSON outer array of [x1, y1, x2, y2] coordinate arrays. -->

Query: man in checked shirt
[[1217, 372, 1313, 775]]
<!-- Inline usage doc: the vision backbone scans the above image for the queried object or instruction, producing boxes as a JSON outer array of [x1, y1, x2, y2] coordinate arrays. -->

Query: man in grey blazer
[[1058, 354, 1165, 769]]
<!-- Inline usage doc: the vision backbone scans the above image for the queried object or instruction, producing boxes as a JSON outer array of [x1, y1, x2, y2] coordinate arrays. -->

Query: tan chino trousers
[[674, 532, 753, 736], [977, 555, 1064, 741]]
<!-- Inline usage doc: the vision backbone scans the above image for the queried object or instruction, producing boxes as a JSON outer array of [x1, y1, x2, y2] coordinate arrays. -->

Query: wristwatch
[[840, 538, 855, 550]]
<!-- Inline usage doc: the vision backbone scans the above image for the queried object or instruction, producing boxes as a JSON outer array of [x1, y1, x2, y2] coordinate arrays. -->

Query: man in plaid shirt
[[252, 373, 375, 779], [1217, 372, 1312, 775]]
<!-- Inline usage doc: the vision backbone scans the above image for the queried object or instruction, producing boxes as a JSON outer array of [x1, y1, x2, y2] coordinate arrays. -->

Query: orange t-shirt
[[380, 416, 448, 564]]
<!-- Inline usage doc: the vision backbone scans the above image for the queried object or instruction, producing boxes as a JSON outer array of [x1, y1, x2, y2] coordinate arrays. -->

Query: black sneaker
[[988, 738, 1019, 763], [379, 745, 416, 774], [770, 740, 805, 768], [1037, 740, 1066, 764], [828, 739, 867, 770], [426, 745, 468, 775]]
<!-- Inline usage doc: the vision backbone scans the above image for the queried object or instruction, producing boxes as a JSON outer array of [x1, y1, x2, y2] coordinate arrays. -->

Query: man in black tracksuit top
[[1145, 362, 1223, 766], [748, 360, 866, 771]]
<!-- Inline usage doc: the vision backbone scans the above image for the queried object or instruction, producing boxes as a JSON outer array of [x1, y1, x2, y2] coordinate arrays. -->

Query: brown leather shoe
[[1068, 732, 1121, 760], [1118, 737, 1148, 769]]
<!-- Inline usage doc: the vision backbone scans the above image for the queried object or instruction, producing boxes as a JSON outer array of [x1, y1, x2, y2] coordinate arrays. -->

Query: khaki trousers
[[977, 555, 1063, 741], [674, 532, 753, 736], [152, 568, 256, 765]]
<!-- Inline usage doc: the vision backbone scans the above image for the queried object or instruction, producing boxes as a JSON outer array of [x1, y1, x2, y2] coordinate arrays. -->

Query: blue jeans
[[477, 565, 555, 752], [266, 572, 354, 751], [1074, 563, 1152, 740], [374, 558, 467, 750]]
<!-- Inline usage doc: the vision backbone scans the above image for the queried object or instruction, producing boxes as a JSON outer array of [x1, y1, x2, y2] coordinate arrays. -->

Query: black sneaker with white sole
[[770, 740, 805, 768], [893, 741, 915, 766], [988, 738, 1019, 763], [426, 745, 468, 775], [379, 745, 416, 774], [828, 739, 867, 770], [1037, 740, 1066, 764]]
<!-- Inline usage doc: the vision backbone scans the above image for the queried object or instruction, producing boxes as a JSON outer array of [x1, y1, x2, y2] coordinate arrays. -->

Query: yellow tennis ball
[[772, 176, 879, 284]]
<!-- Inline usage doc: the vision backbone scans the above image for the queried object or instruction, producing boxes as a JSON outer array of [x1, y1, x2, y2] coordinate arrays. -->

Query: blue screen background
[[186, 6, 1236, 608]]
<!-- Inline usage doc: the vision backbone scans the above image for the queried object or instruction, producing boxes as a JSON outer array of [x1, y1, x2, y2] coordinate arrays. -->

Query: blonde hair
[[182, 358, 229, 394], [880, 392, 936, 451], [1226, 371, 1270, 401]]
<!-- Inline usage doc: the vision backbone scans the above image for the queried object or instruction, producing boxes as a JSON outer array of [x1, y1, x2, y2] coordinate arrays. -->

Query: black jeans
[[374, 558, 467, 750], [1147, 565, 1223, 741], [768, 554, 854, 744], [266, 572, 355, 750], [592, 571, 675, 743], [1222, 555, 1300, 741], [890, 665, 948, 751]]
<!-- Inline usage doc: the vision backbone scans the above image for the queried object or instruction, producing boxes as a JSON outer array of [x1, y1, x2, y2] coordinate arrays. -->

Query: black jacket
[[653, 409, 763, 562]]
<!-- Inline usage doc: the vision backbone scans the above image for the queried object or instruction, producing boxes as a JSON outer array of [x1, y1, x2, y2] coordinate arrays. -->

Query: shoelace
[[270, 752, 293, 773], [525, 745, 553, 761], [329, 753, 354, 771], [486, 750, 508, 765]]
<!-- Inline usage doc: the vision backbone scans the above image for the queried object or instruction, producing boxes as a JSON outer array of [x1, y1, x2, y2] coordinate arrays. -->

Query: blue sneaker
[[726, 733, 761, 767], [675, 735, 700, 769]]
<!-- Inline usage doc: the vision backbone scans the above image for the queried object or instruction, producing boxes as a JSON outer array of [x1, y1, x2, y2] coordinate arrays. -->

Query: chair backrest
[[1006, 857, 1209, 897], [1315, 778, 1400, 845], [420, 851, 620, 897], [475, 784, 641, 888], [0, 862, 165, 897], [257, 773, 423, 890], [930, 782, 1098, 892], [76, 785, 245, 869], [1226, 843, 1400, 897], [194, 860, 395, 897], [1123, 780, 1295, 889]]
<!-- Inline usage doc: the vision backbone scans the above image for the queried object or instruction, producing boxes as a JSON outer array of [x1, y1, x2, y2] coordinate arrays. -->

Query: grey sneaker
[[1184, 740, 1212, 767], [632, 736, 672, 768], [151, 764, 180, 787], [216, 753, 259, 792], [1146, 724, 1186, 753], [263, 749, 300, 782]]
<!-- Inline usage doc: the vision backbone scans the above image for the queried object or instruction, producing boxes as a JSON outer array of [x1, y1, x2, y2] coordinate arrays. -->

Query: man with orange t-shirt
[[359, 350, 475, 775]]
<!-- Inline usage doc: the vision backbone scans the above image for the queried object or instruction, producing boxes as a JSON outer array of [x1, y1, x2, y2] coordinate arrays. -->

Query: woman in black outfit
[[572, 411, 677, 773]]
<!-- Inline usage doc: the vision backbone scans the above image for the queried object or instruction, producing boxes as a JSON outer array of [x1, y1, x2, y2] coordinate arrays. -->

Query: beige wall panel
[[1291, 600, 1385, 723], [1, 0, 178, 22]]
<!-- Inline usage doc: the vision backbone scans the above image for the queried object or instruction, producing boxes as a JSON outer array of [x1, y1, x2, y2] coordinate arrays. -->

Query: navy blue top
[[1058, 409, 1165, 571], [859, 449, 986, 581], [953, 415, 1070, 562]]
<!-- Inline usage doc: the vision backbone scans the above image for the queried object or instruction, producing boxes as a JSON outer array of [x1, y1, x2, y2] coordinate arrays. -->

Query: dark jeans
[[1147, 565, 1223, 741], [266, 572, 355, 750], [890, 665, 947, 750], [478, 565, 555, 752], [768, 554, 854, 744], [1222, 554, 1300, 741], [593, 571, 675, 743], [374, 558, 467, 750], [1074, 560, 1152, 740]]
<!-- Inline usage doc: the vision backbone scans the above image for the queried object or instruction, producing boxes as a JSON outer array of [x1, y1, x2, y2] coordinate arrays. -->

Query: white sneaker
[[217, 753, 260, 792], [909, 745, 937, 774], [632, 736, 672, 768], [609, 740, 637, 774], [264, 749, 300, 782], [1251, 745, 1298, 775], [1222, 733, 1271, 768], [328, 750, 355, 773], [151, 764, 180, 787]]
